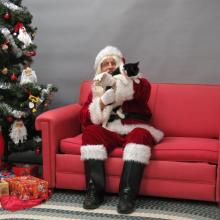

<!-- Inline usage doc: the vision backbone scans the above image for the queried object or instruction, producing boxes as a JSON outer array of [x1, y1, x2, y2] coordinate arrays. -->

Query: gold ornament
[[28, 95, 40, 112], [32, 32, 36, 38], [29, 95, 39, 103]]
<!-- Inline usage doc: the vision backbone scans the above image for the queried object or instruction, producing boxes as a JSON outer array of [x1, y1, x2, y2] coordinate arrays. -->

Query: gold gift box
[[0, 180, 9, 197]]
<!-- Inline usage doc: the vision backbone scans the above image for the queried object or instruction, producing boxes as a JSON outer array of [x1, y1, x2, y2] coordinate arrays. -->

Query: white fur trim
[[80, 144, 107, 160], [107, 120, 164, 143], [88, 97, 103, 125], [94, 46, 124, 74], [123, 143, 151, 164]]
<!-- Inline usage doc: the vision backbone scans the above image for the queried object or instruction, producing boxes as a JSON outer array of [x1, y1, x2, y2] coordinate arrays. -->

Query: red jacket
[[81, 78, 151, 126]]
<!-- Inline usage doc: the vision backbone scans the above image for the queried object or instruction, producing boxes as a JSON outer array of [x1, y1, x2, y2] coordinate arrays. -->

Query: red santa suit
[[80, 45, 164, 213], [80, 77, 164, 164]]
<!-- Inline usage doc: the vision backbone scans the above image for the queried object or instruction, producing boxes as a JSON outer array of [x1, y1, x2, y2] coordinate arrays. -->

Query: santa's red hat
[[94, 46, 125, 75], [14, 22, 24, 33]]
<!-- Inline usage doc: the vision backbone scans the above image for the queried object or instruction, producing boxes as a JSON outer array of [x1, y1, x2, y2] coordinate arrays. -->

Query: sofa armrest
[[217, 132, 220, 202], [35, 103, 82, 188]]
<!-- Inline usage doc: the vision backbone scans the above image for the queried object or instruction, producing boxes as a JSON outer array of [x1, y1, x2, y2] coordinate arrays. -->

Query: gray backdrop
[[23, 0, 220, 107]]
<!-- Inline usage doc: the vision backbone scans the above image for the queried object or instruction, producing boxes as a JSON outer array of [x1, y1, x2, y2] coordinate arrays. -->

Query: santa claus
[[17, 25, 32, 48], [80, 46, 164, 214], [9, 120, 27, 145], [20, 67, 37, 85]]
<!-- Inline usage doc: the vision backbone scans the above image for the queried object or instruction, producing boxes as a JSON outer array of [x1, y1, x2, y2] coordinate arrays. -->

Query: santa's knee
[[81, 125, 107, 161], [127, 128, 154, 146], [82, 125, 104, 144]]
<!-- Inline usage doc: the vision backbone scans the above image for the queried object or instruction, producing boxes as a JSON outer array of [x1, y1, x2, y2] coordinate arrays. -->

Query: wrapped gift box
[[0, 180, 9, 198], [5, 176, 48, 200], [12, 164, 39, 177], [0, 170, 15, 179]]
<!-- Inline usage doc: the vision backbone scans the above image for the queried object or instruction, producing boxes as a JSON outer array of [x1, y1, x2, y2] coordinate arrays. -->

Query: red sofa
[[36, 81, 220, 205]]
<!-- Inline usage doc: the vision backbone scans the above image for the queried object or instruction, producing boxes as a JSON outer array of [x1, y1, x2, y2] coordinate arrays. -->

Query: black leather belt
[[108, 112, 151, 123]]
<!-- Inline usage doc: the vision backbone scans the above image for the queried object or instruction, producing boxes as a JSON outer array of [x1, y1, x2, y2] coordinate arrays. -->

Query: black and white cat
[[98, 62, 141, 127], [112, 62, 140, 76], [112, 61, 141, 84]]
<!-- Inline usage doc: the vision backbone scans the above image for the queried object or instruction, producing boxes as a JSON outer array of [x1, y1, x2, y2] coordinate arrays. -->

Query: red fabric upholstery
[[36, 81, 220, 205], [61, 136, 218, 163], [150, 84, 220, 138]]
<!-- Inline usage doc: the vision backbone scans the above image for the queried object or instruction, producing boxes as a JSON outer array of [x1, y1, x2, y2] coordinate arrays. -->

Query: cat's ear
[[135, 61, 140, 66]]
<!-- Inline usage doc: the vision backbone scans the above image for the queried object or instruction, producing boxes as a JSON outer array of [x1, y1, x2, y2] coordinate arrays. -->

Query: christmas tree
[[0, 0, 57, 159]]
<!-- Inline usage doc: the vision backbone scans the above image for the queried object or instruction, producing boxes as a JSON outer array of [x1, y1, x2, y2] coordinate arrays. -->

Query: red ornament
[[4, 12, 11, 20], [10, 73, 17, 81], [35, 147, 41, 155], [14, 22, 24, 34], [24, 51, 37, 57], [6, 116, 13, 123]]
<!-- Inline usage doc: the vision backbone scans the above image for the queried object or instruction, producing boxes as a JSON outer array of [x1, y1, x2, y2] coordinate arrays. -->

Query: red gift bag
[[12, 164, 39, 177]]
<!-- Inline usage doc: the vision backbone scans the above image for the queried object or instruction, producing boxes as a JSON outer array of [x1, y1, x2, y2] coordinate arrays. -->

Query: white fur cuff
[[80, 144, 107, 160], [123, 143, 151, 164], [88, 97, 103, 125]]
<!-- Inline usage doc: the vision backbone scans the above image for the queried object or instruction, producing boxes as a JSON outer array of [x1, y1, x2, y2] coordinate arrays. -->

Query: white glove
[[101, 88, 115, 105]]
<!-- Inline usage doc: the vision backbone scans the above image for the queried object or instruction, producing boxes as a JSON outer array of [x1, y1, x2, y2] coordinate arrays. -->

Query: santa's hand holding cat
[[92, 72, 115, 97]]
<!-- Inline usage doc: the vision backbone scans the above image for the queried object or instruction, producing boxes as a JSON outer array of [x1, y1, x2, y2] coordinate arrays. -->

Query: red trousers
[[82, 124, 154, 154]]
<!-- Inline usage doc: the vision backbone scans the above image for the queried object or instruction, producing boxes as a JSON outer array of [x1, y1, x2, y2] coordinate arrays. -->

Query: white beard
[[20, 68, 37, 85], [17, 27, 32, 48], [9, 120, 27, 145]]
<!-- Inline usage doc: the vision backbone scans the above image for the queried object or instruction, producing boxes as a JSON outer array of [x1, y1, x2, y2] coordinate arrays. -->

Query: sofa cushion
[[151, 137, 218, 163], [60, 134, 83, 155], [150, 84, 220, 139], [60, 135, 219, 164]]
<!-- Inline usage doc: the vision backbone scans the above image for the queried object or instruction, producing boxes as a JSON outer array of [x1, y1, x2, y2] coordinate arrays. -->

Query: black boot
[[117, 161, 145, 214], [83, 159, 105, 209]]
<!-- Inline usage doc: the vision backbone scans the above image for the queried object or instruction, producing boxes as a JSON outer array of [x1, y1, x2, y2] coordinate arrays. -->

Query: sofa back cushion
[[79, 80, 220, 138], [150, 83, 220, 138]]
